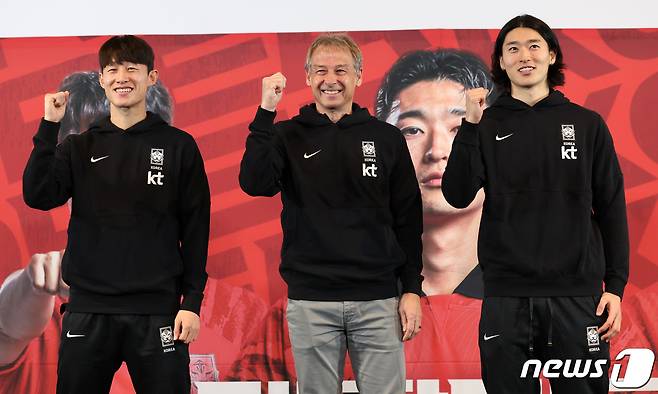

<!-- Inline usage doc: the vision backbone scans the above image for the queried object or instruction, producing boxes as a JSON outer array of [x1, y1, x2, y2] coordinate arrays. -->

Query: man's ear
[[148, 69, 159, 86]]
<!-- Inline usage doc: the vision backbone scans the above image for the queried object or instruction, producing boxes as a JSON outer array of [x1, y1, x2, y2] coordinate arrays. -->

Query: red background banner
[[1, 29, 657, 393]]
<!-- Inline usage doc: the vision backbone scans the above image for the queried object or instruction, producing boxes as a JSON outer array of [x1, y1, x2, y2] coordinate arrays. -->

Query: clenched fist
[[261, 72, 286, 112], [464, 88, 488, 124], [26, 250, 69, 298], [44, 91, 70, 123]]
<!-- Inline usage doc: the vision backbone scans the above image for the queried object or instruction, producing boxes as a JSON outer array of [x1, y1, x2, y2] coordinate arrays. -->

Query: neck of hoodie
[[295, 103, 372, 129], [89, 111, 167, 135], [510, 82, 550, 107], [316, 102, 353, 123], [491, 89, 569, 112], [109, 104, 148, 130]]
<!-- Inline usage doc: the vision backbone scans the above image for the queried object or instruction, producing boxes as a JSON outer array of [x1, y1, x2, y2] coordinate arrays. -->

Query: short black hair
[[147, 80, 173, 125], [57, 71, 173, 143], [376, 49, 495, 121], [99, 35, 155, 72], [491, 14, 565, 92], [57, 71, 108, 143]]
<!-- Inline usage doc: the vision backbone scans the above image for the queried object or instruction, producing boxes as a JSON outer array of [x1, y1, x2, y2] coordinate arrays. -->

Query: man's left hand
[[174, 310, 200, 344], [597, 292, 622, 342], [399, 292, 422, 341]]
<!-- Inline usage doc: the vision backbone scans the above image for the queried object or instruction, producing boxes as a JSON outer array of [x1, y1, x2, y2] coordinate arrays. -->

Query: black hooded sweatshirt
[[239, 104, 423, 301], [23, 112, 210, 315], [443, 90, 629, 299]]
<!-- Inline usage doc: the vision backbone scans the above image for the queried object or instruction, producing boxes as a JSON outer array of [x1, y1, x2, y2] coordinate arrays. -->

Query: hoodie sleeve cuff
[[401, 273, 423, 297], [36, 118, 61, 146], [604, 278, 626, 300], [250, 106, 277, 133], [180, 293, 203, 315], [455, 119, 479, 146]]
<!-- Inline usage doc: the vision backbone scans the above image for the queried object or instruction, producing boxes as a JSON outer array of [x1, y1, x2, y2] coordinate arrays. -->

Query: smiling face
[[388, 79, 484, 216], [306, 45, 362, 116], [99, 61, 158, 113], [499, 27, 556, 97]]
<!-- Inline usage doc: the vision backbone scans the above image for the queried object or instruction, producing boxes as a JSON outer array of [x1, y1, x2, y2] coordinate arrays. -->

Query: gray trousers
[[286, 297, 405, 394]]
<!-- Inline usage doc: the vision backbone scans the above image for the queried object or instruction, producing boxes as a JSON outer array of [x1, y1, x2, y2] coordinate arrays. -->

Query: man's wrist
[[260, 103, 276, 112]]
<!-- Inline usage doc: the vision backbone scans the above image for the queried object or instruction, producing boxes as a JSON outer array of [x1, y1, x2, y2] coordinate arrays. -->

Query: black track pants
[[479, 296, 610, 394], [57, 312, 191, 394]]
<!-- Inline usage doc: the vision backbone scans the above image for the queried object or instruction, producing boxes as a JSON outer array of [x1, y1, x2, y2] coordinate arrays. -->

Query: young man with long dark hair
[[443, 15, 629, 393]]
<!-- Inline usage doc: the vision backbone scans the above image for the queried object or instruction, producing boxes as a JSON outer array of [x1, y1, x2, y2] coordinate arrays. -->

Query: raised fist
[[44, 91, 69, 123], [26, 250, 69, 298], [261, 72, 286, 112], [464, 88, 488, 124]]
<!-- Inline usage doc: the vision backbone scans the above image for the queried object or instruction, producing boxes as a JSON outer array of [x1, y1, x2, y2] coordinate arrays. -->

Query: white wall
[[1, 0, 656, 38]]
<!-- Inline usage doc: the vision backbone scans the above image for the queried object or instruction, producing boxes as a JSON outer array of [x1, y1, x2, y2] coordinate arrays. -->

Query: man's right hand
[[44, 91, 69, 123], [464, 88, 488, 124], [261, 72, 286, 112], [26, 250, 69, 298]]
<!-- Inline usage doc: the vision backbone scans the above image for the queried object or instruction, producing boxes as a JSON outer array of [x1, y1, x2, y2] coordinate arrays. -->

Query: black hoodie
[[23, 112, 210, 315], [443, 90, 629, 298], [240, 104, 423, 301]]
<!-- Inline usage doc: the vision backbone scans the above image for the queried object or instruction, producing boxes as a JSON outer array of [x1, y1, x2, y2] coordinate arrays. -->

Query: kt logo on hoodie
[[560, 125, 578, 160], [361, 141, 378, 177], [148, 148, 165, 186]]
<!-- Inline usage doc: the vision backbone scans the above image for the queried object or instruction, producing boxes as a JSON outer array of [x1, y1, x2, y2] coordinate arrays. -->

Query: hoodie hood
[[293, 103, 372, 129], [88, 111, 168, 134], [490, 89, 570, 112]]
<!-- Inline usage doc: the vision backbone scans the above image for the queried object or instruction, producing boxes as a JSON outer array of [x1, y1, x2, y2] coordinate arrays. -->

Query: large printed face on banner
[[1, 29, 658, 393], [389, 79, 485, 215], [305, 45, 362, 115]]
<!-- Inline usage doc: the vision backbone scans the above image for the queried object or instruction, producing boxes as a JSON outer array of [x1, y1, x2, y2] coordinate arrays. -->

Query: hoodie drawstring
[[547, 298, 554, 347], [528, 297, 534, 355]]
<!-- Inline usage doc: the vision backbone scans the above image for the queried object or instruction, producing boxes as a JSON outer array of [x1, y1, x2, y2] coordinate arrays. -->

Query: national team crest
[[362, 141, 376, 157], [151, 148, 164, 166], [561, 125, 575, 141], [586, 326, 600, 347], [190, 354, 220, 382], [160, 326, 174, 347]]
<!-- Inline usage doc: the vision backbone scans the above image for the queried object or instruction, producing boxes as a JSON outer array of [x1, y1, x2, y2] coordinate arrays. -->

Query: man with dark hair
[[239, 33, 423, 394], [21, 35, 210, 394], [376, 49, 496, 119], [57, 71, 108, 142], [0, 68, 183, 394], [443, 14, 628, 393]]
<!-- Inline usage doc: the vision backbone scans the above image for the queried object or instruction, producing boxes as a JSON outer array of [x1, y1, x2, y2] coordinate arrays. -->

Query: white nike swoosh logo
[[90, 155, 109, 163], [483, 334, 500, 341], [495, 133, 513, 141], [66, 330, 85, 338], [303, 150, 322, 159]]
